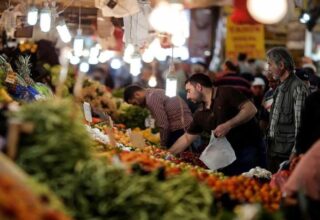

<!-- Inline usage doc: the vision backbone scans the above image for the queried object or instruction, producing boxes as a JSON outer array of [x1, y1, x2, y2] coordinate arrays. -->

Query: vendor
[[123, 85, 192, 148], [169, 73, 265, 175]]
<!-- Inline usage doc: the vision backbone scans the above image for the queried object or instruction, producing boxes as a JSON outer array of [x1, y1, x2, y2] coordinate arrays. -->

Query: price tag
[[126, 128, 132, 136], [145, 115, 155, 129], [109, 116, 114, 127], [5, 71, 17, 85], [129, 132, 146, 149], [83, 102, 92, 123], [104, 127, 117, 147]]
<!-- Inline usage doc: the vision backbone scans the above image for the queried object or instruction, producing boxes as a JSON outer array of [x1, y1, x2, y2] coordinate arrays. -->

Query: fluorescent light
[[148, 76, 157, 87], [73, 29, 84, 57], [40, 6, 51, 32], [89, 46, 100, 58], [56, 19, 72, 43], [130, 57, 142, 76], [88, 56, 99, 65], [27, 6, 38, 26], [110, 58, 122, 69], [98, 50, 115, 63], [79, 62, 90, 73], [165, 76, 177, 97], [69, 56, 80, 65], [142, 49, 154, 63]]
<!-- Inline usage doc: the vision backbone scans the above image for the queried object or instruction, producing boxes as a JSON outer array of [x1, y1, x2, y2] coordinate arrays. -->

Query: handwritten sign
[[226, 17, 265, 60]]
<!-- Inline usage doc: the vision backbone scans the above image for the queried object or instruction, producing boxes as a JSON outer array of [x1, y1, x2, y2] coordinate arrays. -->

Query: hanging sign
[[226, 17, 265, 60]]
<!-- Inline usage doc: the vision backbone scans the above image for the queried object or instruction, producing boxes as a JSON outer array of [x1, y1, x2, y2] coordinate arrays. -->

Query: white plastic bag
[[200, 134, 236, 170]]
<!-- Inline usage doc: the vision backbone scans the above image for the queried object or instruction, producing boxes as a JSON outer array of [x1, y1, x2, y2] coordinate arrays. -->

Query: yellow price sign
[[226, 17, 265, 60]]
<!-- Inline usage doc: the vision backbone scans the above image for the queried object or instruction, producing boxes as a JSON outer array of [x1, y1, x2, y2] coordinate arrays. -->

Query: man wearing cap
[[266, 47, 309, 173], [302, 63, 320, 93], [251, 77, 266, 110], [295, 68, 310, 90]]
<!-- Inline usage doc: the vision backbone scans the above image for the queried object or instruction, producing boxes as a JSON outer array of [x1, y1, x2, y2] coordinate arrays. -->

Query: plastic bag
[[200, 134, 236, 170]]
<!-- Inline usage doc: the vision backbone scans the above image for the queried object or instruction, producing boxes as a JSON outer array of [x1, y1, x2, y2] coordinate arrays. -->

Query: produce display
[[18, 41, 38, 54], [80, 78, 118, 119], [11, 99, 92, 205], [92, 126, 282, 212], [115, 101, 150, 129], [73, 159, 213, 220], [0, 61, 288, 220], [6, 98, 215, 220], [0, 55, 52, 102], [0, 154, 70, 220]]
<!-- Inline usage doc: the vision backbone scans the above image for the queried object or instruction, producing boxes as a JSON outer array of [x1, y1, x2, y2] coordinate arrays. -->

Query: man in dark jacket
[[266, 47, 309, 173]]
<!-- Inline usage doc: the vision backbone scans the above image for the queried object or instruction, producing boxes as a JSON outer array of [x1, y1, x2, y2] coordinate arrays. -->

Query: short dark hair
[[266, 47, 295, 73], [185, 73, 213, 88], [238, 52, 247, 61], [123, 85, 144, 102], [225, 60, 239, 73]]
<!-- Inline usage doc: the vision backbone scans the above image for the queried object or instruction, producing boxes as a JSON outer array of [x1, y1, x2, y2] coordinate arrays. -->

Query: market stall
[[0, 0, 320, 219]]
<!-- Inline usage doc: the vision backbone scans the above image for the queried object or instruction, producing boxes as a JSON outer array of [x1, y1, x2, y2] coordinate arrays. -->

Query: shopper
[[214, 60, 252, 98], [295, 88, 320, 155], [266, 47, 309, 173], [123, 85, 192, 148], [169, 73, 265, 175]]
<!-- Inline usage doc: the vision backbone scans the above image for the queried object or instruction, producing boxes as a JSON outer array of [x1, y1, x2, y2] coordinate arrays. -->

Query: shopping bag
[[200, 134, 236, 170]]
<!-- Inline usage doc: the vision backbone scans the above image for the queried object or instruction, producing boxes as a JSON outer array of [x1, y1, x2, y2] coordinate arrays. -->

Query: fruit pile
[[132, 127, 160, 145], [92, 126, 282, 212], [18, 41, 38, 53], [205, 175, 281, 212], [179, 151, 208, 169], [81, 78, 118, 119], [97, 148, 281, 212]]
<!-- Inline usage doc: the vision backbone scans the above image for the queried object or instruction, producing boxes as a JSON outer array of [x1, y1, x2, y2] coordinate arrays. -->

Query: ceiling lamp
[[73, 29, 84, 57], [27, 6, 38, 25], [40, 2, 51, 32], [148, 75, 157, 87], [149, 0, 184, 34], [56, 19, 72, 43], [247, 0, 288, 24], [79, 62, 90, 73], [73, 5, 84, 57], [130, 56, 142, 76]]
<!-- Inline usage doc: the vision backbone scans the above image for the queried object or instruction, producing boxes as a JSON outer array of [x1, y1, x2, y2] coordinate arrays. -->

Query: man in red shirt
[[124, 85, 192, 148]]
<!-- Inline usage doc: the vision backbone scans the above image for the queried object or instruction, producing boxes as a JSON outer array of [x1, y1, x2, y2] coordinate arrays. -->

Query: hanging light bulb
[[98, 50, 115, 63], [110, 58, 122, 69], [247, 0, 288, 24], [89, 45, 100, 58], [79, 62, 90, 73], [123, 44, 135, 63], [56, 19, 72, 43], [73, 29, 84, 57], [165, 73, 177, 97], [70, 55, 80, 65], [40, 3, 51, 32], [82, 49, 90, 57], [171, 34, 186, 47], [130, 56, 142, 76], [148, 75, 157, 87], [149, 1, 186, 35], [27, 6, 38, 25], [142, 49, 154, 63], [88, 56, 99, 65], [124, 44, 135, 57]]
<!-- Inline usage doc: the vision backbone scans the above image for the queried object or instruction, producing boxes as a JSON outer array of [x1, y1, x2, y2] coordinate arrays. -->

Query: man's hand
[[213, 122, 232, 138]]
